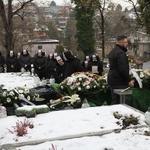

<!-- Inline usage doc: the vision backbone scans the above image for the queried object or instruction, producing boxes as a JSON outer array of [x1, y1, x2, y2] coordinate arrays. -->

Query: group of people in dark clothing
[[0, 35, 135, 106], [0, 49, 104, 84]]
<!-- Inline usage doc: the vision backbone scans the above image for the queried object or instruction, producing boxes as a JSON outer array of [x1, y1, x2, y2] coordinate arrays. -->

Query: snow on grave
[[0, 105, 150, 150]]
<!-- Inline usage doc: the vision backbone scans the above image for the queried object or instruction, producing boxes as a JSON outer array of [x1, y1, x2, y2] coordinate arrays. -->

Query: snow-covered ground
[[0, 105, 150, 150], [0, 73, 42, 89], [0, 72, 150, 150]]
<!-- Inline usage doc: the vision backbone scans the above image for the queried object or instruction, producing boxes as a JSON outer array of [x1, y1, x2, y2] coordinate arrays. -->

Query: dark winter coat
[[6, 54, 18, 72], [63, 51, 85, 78], [34, 55, 47, 79], [19, 51, 31, 71], [82, 61, 91, 72], [55, 62, 67, 83], [107, 44, 131, 88], [46, 59, 58, 79], [88, 60, 103, 76]]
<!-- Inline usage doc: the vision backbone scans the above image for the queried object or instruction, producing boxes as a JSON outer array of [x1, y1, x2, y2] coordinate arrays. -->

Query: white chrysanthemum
[[83, 83, 86, 87], [93, 85, 97, 88], [79, 77, 82, 81], [140, 72, 144, 78], [14, 96, 18, 100], [86, 85, 90, 89], [102, 85, 105, 89], [78, 87, 81, 91], [6, 97, 11, 103], [3, 91, 7, 97], [146, 72, 150, 76], [27, 95, 31, 101], [18, 90, 23, 94], [7, 88, 11, 92]]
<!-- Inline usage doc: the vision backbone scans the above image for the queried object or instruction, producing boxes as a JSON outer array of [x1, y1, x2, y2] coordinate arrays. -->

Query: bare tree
[[93, 0, 107, 60], [0, 0, 34, 54], [125, 0, 150, 35]]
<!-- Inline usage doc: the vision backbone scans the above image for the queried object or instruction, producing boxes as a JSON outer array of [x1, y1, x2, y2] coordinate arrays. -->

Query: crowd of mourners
[[0, 50, 103, 83]]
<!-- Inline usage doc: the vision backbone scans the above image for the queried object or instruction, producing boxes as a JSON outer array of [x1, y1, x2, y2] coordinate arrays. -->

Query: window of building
[[38, 45, 42, 49]]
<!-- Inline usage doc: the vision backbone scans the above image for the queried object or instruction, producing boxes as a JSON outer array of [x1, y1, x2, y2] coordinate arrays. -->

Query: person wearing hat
[[55, 56, 66, 83], [16, 52, 21, 72], [82, 55, 91, 71], [53, 53, 57, 59], [47, 53, 53, 61], [46, 53, 58, 79], [88, 54, 103, 76], [5, 50, 18, 72], [33, 50, 47, 80], [19, 49, 32, 71], [62, 51, 85, 78]]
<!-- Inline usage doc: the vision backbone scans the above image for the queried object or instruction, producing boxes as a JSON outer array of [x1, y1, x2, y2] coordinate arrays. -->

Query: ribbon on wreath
[[50, 94, 81, 109]]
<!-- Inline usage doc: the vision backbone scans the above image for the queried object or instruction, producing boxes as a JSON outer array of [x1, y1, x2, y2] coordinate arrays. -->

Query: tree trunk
[[0, 0, 14, 54], [100, 9, 105, 60], [0, 0, 34, 54]]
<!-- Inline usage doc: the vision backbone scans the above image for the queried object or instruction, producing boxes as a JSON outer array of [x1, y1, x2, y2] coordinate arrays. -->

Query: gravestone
[[0, 106, 7, 118], [143, 61, 150, 70]]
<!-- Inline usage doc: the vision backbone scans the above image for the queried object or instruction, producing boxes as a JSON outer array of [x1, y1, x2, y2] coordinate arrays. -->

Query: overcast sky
[[35, 0, 72, 6], [34, 0, 136, 9], [12, 0, 137, 8]]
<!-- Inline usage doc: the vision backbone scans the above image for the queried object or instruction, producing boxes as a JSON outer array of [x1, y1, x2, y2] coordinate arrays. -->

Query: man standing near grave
[[107, 35, 135, 105]]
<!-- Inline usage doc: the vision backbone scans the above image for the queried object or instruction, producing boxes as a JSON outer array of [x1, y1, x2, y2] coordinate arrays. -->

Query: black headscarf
[[63, 51, 76, 62]]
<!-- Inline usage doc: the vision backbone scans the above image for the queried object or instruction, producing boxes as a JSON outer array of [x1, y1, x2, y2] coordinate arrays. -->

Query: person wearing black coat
[[107, 35, 135, 105], [34, 50, 47, 80], [0, 51, 5, 73], [88, 54, 103, 76], [6, 50, 18, 72], [46, 53, 58, 79], [16, 52, 21, 72], [19, 49, 32, 72], [82, 55, 91, 71], [55, 56, 66, 83], [63, 51, 85, 78]]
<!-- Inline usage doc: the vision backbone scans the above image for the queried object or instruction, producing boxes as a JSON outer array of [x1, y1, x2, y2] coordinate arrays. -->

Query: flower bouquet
[[59, 72, 111, 106], [130, 69, 150, 89], [49, 94, 81, 110], [130, 69, 150, 112], [0, 87, 40, 106], [60, 72, 109, 95]]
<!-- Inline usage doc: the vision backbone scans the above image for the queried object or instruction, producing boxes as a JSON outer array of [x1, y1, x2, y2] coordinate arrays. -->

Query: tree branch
[[93, 16, 102, 29], [126, 0, 141, 21], [13, 0, 34, 15]]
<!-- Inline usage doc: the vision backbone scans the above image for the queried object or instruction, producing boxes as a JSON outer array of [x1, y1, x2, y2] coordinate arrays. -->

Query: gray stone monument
[[0, 106, 7, 118]]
